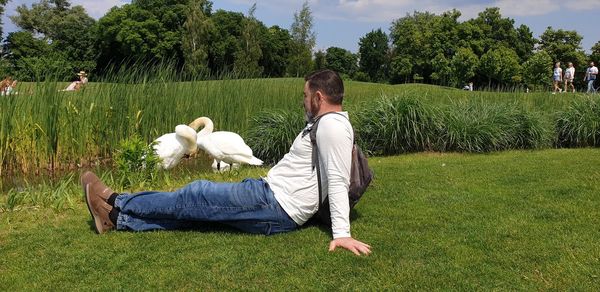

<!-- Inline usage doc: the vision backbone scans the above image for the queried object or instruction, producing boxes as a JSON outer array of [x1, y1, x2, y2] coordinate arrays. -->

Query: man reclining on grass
[[82, 69, 372, 256]]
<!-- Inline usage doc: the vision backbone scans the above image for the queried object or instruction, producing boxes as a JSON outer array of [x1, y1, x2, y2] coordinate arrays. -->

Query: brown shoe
[[80, 171, 114, 202], [81, 171, 115, 234]]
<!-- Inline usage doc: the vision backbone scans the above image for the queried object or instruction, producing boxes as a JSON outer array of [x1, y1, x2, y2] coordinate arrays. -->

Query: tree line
[[1, 0, 599, 89]]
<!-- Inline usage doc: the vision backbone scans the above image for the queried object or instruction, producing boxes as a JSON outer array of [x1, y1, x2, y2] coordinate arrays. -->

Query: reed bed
[[248, 94, 597, 163], [0, 67, 592, 179]]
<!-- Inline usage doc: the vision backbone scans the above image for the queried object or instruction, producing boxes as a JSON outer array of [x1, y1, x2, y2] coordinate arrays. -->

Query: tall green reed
[[355, 94, 438, 155], [0, 63, 585, 176], [437, 100, 549, 152], [555, 96, 600, 147], [246, 109, 305, 165]]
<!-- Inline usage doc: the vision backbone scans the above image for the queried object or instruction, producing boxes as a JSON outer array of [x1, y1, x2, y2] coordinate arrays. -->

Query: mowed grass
[[1, 149, 599, 290]]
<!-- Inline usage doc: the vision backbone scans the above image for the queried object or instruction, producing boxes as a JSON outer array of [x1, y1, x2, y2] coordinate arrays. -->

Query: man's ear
[[315, 90, 325, 103]]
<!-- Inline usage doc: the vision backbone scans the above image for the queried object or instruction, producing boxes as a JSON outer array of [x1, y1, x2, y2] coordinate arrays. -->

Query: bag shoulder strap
[[309, 112, 349, 204]]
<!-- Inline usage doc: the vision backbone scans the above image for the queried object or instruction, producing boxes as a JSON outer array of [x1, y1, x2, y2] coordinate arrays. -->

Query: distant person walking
[[552, 62, 563, 94], [564, 62, 575, 93], [584, 62, 598, 93]]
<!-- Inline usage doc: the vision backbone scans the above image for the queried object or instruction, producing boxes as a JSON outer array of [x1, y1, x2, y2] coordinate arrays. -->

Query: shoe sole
[[82, 176, 103, 234]]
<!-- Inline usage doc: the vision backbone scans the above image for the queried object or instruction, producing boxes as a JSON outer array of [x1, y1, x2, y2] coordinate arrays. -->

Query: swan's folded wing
[[208, 132, 254, 156]]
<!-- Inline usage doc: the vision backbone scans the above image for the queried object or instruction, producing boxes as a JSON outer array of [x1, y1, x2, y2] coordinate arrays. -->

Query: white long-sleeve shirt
[[265, 112, 353, 239]]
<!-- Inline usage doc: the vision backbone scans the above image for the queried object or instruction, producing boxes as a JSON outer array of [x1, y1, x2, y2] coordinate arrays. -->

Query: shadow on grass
[[86, 209, 362, 236], [301, 209, 362, 234]]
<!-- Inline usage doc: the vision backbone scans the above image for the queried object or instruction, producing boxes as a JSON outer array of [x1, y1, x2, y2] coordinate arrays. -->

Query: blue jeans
[[114, 179, 298, 235], [588, 80, 596, 93]]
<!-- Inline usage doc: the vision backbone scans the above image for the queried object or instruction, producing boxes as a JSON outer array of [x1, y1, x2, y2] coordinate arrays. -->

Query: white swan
[[189, 117, 263, 170], [153, 124, 198, 169]]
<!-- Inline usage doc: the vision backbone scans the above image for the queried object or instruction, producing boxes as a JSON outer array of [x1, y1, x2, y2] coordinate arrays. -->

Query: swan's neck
[[175, 125, 199, 154], [189, 117, 214, 137]]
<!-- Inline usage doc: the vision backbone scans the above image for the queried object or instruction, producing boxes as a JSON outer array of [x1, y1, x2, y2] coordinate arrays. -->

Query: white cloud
[[493, 0, 559, 16], [226, 0, 598, 23], [70, 0, 129, 18]]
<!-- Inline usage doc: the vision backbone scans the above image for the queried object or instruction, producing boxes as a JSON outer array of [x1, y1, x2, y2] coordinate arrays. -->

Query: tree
[[478, 46, 521, 87], [538, 27, 586, 66], [0, 0, 9, 40], [207, 10, 244, 73], [287, 1, 315, 77], [234, 3, 263, 77], [10, 0, 97, 73], [451, 47, 479, 86], [96, 0, 193, 69], [3, 31, 70, 80], [389, 56, 413, 83], [515, 25, 536, 62], [259, 25, 292, 77], [3, 31, 52, 61], [182, 0, 213, 76], [591, 41, 600, 66], [522, 50, 553, 88], [430, 53, 451, 85], [390, 10, 460, 84], [469, 8, 518, 55], [358, 29, 389, 82], [313, 50, 325, 71], [324, 47, 357, 77]]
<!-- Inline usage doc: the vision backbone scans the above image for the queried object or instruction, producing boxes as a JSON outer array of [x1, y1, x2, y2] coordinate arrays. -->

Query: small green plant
[[114, 134, 161, 188], [2, 174, 79, 211]]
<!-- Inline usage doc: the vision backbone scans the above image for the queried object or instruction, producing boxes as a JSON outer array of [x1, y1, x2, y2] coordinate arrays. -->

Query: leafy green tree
[[430, 53, 451, 85], [96, 0, 192, 69], [10, 0, 96, 73], [478, 46, 521, 87], [206, 10, 244, 73], [515, 25, 536, 62], [287, 1, 315, 77], [182, 0, 213, 76], [0, 0, 9, 40], [358, 29, 389, 82], [389, 56, 413, 83], [313, 50, 325, 71], [456, 21, 485, 57], [591, 41, 600, 66], [324, 47, 357, 77], [468, 9, 517, 55], [522, 50, 553, 88], [259, 25, 292, 77], [390, 10, 460, 83], [451, 47, 479, 86], [3, 31, 71, 80], [538, 27, 586, 66], [3, 31, 52, 61], [234, 3, 263, 77]]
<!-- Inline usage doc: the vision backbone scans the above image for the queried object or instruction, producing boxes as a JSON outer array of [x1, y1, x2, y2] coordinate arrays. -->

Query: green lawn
[[1, 149, 600, 290]]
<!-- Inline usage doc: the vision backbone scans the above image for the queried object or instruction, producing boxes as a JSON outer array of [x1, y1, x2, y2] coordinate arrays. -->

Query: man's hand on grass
[[329, 237, 371, 256]]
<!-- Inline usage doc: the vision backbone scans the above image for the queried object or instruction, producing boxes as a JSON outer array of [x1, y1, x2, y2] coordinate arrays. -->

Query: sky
[[3, 0, 600, 53]]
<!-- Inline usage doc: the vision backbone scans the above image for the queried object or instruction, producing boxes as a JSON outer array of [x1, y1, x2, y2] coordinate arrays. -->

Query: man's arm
[[316, 115, 371, 256]]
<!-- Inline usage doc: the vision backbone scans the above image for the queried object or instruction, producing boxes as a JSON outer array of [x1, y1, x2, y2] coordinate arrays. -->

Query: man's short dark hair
[[305, 69, 344, 105]]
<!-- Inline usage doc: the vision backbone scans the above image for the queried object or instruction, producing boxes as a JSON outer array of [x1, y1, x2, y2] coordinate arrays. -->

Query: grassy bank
[[1, 149, 599, 290], [0, 78, 592, 176]]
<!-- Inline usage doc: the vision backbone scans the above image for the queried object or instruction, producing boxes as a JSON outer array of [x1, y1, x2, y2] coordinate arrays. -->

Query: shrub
[[555, 97, 600, 147], [355, 95, 438, 155], [436, 101, 548, 152], [113, 134, 161, 188], [246, 110, 305, 165]]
